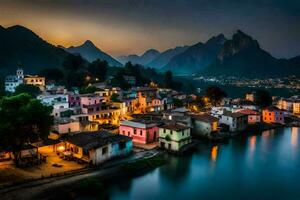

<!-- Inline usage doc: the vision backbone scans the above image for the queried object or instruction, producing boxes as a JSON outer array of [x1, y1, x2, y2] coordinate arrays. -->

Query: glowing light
[[211, 145, 218, 162], [249, 136, 256, 151], [291, 127, 298, 147], [57, 145, 65, 152]]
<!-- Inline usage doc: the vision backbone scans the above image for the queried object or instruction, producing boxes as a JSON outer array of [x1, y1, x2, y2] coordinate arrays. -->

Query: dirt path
[[0, 149, 160, 200]]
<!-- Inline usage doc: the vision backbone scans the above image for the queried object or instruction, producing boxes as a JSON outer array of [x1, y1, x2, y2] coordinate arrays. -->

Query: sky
[[0, 0, 299, 58]]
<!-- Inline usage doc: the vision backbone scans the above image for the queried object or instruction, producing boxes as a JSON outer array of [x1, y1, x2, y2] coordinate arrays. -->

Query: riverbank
[[0, 149, 165, 200]]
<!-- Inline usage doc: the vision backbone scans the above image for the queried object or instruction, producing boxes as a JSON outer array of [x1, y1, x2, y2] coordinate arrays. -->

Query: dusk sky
[[0, 0, 299, 58]]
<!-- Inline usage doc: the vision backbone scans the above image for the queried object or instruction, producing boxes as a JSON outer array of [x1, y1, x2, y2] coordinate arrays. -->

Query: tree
[[164, 71, 173, 88], [189, 96, 206, 111], [79, 86, 98, 94], [172, 98, 183, 107], [0, 76, 5, 98], [14, 84, 41, 97], [111, 70, 130, 90], [254, 89, 272, 108], [88, 59, 108, 82], [110, 93, 120, 102], [205, 86, 227, 106], [0, 94, 53, 166], [62, 54, 87, 89], [39, 68, 64, 83]]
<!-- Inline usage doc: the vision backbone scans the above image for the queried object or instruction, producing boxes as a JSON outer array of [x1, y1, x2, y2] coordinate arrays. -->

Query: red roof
[[237, 109, 260, 115]]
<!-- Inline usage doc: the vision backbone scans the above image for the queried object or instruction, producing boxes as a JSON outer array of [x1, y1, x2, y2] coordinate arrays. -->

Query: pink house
[[236, 109, 261, 124], [68, 94, 81, 107], [80, 94, 105, 106], [119, 119, 159, 144]]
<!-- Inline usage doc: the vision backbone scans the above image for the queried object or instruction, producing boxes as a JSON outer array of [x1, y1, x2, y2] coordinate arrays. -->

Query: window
[[170, 130, 173, 135], [140, 130, 143, 136], [163, 129, 166, 133], [119, 142, 126, 150], [182, 131, 184, 136], [122, 130, 125, 135], [102, 147, 108, 155], [134, 128, 136, 135]]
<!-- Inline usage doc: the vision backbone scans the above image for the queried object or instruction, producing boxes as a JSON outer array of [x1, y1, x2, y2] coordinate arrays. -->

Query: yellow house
[[24, 75, 46, 91]]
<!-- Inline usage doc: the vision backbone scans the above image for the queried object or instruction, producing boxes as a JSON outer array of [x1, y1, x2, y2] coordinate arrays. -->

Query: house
[[4, 69, 24, 92], [24, 75, 46, 91], [119, 119, 159, 144], [64, 131, 132, 165], [191, 114, 219, 138], [236, 109, 261, 124], [277, 98, 294, 111], [80, 94, 106, 106], [245, 92, 256, 102], [293, 101, 300, 115], [5, 69, 46, 92], [159, 123, 191, 152], [219, 111, 248, 132], [53, 118, 81, 134], [262, 107, 284, 124]]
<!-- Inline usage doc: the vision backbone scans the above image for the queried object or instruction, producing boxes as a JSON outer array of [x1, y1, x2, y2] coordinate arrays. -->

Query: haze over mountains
[[66, 40, 122, 66], [0, 24, 299, 77]]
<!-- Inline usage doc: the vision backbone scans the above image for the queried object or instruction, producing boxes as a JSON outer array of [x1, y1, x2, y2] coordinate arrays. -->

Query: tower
[[16, 68, 24, 79]]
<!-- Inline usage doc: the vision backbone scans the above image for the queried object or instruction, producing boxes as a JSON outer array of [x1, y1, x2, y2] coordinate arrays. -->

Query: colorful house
[[262, 107, 284, 124], [119, 119, 159, 144], [236, 109, 261, 124], [64, 131, 132, 165], [159, 123, 191, 152]]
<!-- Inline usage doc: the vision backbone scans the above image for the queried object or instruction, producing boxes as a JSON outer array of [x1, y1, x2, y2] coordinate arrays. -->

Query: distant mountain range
[[120, 30, 300, 77], [0, 25, 122, 75], [66, 40, 122, 66], [200, 30, 300, 77], [118, 49, 160, 66], [0, 24, 299, 78]]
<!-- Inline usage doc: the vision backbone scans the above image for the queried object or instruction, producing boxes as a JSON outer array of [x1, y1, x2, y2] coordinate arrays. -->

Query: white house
[[219, 111, 248, 132], [4, 69, 24, 92]]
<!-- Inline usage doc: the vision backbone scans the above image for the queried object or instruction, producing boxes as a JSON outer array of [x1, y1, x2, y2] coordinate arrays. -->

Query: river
[[105, 127, 300, 200]]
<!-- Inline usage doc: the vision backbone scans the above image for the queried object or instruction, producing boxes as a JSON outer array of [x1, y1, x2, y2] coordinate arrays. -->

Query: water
[[104, 127, 300, 200]]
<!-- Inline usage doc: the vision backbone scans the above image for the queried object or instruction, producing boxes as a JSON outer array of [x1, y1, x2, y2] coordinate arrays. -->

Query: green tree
[[79, 86, 99, 94], [205, 86, 227, 106], [254, 89, 272, 108], [110, 93, 120, 102], [164, 71, 173, 88], [62, 54, 87, 89], [88, 59, 108, 82], [14, 84, 41, 97], [39, 68, 64, 83], [190, 96, 206, 111], [0, 94, 53, 166], [0, 76, 5, 98], [172, 98, 183, 107]]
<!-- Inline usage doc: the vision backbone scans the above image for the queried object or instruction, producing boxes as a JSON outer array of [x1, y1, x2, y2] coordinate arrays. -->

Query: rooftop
[[160, 123, 190, 131], [191, 114, 219, 123], [223, 111, 246, 118], [66, 131, 131, 151]]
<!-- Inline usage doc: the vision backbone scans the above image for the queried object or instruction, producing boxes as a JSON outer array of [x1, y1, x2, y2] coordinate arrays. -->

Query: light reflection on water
[[105, 127, 300, 200]]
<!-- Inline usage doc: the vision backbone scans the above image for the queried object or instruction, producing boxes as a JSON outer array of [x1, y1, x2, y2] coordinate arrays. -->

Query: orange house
[[262, 107, 284, 124]]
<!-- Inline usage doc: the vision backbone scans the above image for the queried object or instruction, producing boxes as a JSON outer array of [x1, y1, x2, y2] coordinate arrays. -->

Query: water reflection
[[107, 128, 300, 200], [249, 136, 256, 152], [211, 145, 218, 162], [291, 127, 298, 147]]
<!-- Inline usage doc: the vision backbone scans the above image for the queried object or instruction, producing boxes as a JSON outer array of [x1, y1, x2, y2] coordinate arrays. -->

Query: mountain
[[0, 25, 69, 75], [147, 46, 189, 69], [201, 30, 300, 77], [118, 49, 160, 65], [66, 40, 122, 66], [162, 34, 227, 74]]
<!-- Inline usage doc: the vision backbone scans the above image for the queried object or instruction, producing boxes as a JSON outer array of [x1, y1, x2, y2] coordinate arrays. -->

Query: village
[[1, 68, 300, 189]]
